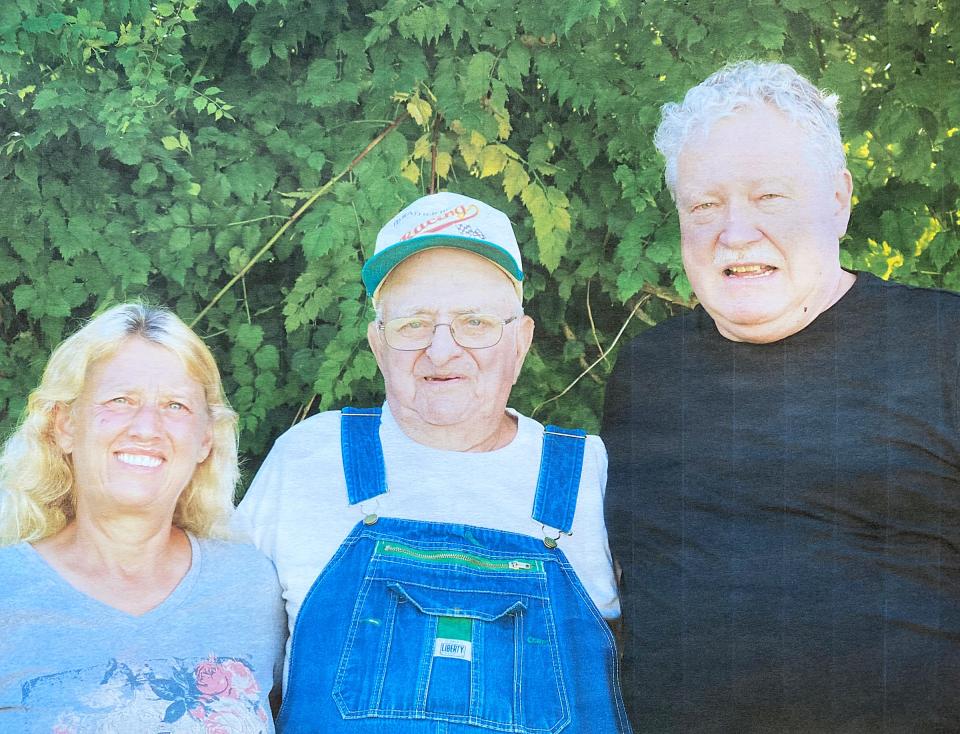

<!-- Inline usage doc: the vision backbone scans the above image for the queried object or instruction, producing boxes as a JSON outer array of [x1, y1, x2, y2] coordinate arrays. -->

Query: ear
[[197, 425, 213, 464], [831, 168, 853, 238], [512, 315, 535, 384], [52, 403, 75, 455], [367, 320, 388, 373]]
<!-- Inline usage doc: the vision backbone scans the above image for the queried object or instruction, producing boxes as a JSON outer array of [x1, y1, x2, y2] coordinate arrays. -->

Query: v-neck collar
[[18, 532, 203, 625]]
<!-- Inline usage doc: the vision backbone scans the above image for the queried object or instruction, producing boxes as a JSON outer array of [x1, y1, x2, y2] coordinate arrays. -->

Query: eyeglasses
[[379, 314, 520, 351]]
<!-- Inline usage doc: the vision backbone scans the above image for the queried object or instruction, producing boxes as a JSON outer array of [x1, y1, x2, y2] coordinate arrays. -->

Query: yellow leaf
[[545, 187, 569, 208], [459, 138, 483, 168], [479, 145, 508, 178], [401, 160, 420, 183], [469, 130, 487, 148], [502, 160, 529, 201], [536, 228, 567, 272], [495, 111, 512, 140], [435, 151, 453, 178], [413, 134, 431, 160], [161, 136, 180, 150], [553, 205, 571, 232], [407, 96, 432, 127], [188, 182, 201, 196], [521, 183, 549, 220], [17, 85, 35, 101]]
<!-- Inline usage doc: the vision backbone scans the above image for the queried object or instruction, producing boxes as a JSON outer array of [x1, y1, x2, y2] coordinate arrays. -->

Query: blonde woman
[[0, 303, 284, 734]]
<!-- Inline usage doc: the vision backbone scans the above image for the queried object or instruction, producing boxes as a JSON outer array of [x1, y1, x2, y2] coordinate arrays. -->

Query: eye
[[456, 315, 497, 334], [398, 318, 431, 333], [690, 201, 717, 213], [110, 396, 129, 405], [759, 193, 783, 201], [168, 401, 187, 411]]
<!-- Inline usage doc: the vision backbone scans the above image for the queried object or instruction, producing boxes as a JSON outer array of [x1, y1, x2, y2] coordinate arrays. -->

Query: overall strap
[[531, 426, 587, 534], [340, 407, 388, 505]]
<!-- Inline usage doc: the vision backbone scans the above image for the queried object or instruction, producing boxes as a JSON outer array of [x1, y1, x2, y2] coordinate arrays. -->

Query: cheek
[[383, 354, 421, 393]]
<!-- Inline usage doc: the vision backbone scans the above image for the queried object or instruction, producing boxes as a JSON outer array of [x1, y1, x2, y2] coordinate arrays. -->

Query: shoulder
[[856, 271, 960, 311], [511, 412, 606, 470], [270, 409, 342, 453], [195, 537, 278, 580], [0, 543, 32, 581], [193, 536, 283, 610], [616, 308, 705, 363], [851, 272, 960, 346]]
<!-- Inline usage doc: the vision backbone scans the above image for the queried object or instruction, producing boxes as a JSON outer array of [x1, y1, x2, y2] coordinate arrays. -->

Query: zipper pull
[[509, 560, 532, 570]]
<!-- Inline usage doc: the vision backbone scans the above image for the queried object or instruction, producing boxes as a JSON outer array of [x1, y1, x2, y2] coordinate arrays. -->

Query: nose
[[127, 402, 162, 438], [424, 323, 464, 365], [717, 202, 762, 249]]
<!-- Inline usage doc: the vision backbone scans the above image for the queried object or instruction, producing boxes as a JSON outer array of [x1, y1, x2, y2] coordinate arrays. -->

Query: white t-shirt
[[236, 404, 620, 676]]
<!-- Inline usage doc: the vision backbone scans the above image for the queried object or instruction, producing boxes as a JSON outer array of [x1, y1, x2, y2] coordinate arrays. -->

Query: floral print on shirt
[[22, 656, 270, 734]]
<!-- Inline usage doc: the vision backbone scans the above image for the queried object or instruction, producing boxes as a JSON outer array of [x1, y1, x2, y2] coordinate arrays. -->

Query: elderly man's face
[[675, 103, 853, 343], [368, 248, 533, 433]]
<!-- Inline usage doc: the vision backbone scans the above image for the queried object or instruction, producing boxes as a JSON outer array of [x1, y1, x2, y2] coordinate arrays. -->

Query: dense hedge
[[2, 0, 958, 486]]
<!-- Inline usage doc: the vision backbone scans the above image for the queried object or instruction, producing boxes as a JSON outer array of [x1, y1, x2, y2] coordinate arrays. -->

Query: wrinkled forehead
[[681, 102, 825, 164], [374, 248, 522, 315]]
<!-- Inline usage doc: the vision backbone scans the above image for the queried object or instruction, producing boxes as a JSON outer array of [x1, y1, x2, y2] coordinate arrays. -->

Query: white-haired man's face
[[368, 248, 533, 442], [675, 103, 854, 344]]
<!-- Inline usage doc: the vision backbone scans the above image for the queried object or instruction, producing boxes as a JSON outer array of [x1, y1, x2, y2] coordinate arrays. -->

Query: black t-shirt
[[602, 272, 960, 733]]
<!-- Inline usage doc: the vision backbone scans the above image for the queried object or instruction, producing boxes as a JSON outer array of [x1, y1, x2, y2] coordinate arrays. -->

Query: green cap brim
[[361, 234, 524, 296]]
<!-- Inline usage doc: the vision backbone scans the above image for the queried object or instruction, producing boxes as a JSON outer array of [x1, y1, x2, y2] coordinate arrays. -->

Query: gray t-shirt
[[0, 534, 285, 734]]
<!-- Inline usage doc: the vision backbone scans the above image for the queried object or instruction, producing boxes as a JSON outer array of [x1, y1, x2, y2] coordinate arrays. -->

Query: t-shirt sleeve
[[574, 434, 620, 620], [234, 439, 286, 560]]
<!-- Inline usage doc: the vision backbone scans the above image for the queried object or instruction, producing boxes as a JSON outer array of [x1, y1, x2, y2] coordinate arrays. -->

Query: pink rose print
[[190, 704, 208, 721], [194, 658, 232, 699], [224, 660, 260, 697], [204, 712, 232, 734]]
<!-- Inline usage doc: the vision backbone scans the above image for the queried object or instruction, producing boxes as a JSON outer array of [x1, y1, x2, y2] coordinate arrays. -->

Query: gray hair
[[654, 61, 846, 197]]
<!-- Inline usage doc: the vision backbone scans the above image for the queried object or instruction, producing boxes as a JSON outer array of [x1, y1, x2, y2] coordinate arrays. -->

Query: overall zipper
[[376, 540, 541, 572]]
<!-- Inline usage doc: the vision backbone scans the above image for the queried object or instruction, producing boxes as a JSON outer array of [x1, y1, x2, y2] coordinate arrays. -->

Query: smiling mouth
[[723, 264, 777, 278], [423, 376, 461, 383], [116, 453, 163, 468]]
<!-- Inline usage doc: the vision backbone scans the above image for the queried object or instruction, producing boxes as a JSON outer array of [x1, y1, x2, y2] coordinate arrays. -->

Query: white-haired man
[[603, 61, 960, 732], [239, 192, 633, 732]]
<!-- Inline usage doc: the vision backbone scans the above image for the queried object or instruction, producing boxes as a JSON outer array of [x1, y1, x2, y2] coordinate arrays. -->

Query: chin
[[705, 296, 789, 325]]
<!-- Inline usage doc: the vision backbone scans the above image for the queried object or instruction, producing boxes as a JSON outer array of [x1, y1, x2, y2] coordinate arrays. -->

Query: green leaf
[[464, 52, 496, 100], [236, 323, 264, 353], [249, 44, 271, 70]]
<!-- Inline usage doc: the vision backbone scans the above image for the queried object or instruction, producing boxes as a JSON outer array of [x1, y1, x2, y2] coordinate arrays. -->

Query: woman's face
[[55, 337, 213, 522]]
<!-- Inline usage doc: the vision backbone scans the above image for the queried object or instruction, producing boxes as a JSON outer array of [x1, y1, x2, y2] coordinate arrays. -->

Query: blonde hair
[[0, 303, 239, 545]]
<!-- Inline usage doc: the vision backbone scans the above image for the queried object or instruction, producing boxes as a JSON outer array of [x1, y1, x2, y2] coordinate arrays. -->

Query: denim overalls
[[278, 407, 632, 733]]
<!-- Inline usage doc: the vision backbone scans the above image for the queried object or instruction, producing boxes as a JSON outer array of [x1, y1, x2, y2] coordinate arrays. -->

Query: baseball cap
[[362, 192, 524, 299]]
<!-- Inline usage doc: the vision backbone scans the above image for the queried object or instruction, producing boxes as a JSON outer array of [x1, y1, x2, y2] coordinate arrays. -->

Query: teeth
[[727, 264, 768, 274], [117, 453, 162, 468]]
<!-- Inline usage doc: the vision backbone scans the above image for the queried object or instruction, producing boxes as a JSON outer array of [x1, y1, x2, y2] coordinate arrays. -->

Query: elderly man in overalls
[[238, 192, 632, 733]]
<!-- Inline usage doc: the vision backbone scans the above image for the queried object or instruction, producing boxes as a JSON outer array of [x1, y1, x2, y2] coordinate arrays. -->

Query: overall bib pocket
[[332, 541, 569, 733]]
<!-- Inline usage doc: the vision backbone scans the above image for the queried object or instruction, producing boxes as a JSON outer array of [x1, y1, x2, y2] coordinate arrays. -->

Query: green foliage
[[2, 0, 959, 485]]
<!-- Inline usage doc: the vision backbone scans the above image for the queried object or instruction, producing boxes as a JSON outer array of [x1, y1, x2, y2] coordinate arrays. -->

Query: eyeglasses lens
[[384, 315, 506, 350]]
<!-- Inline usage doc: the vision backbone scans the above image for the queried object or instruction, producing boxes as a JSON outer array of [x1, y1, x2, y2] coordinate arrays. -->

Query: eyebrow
[[389, 306, 487, 318]]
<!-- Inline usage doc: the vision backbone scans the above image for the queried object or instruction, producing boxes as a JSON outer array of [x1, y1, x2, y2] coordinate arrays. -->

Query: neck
[[716, 269, 857, 344], [390, 405, 518, 452], [45, 510, 186, 578]]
